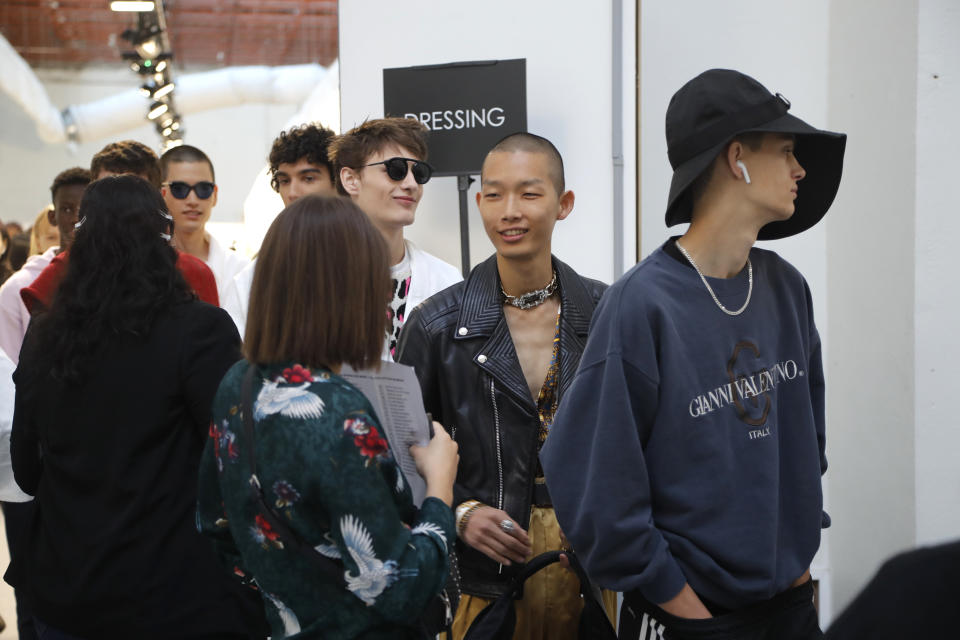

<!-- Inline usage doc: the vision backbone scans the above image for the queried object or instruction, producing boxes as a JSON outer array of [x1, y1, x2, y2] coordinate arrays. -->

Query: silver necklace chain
[[501, 271, 558, 310], [675, 241, 753, 316]]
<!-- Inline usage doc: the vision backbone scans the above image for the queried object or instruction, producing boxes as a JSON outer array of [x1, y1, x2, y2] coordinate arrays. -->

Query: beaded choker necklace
[[501, 271, 558, 310]]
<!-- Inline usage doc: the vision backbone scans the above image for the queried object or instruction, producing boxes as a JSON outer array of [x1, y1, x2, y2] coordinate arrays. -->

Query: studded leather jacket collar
[[396, 254, 607, 598]]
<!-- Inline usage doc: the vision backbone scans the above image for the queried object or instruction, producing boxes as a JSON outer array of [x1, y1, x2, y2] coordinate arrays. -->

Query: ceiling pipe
[[0, 33, 335, 145], [0, 33, 65, 143]]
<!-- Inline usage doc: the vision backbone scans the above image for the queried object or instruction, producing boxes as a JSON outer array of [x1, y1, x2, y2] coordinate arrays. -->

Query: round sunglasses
[[364, 157, 434, 184], [163, 181, 216, 199]]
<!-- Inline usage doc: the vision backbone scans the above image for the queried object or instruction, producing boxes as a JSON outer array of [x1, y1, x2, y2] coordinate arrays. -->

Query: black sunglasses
[[164, 181, 216, 199], [364, 157, 433, 184]]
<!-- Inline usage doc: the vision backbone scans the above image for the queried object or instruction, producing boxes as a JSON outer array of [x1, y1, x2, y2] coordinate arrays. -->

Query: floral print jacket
[[197, 360, 454, 640]]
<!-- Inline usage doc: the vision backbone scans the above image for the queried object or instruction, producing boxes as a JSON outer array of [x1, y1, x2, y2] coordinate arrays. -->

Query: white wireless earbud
[[736, 160, 751, 184]]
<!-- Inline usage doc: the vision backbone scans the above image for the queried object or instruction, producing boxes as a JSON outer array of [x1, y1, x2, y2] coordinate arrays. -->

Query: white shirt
[[222, 258, 256, 338], [382, 240, 462, 361], [0, 352, 31, 502], [204, 234, 250, 306], [223, 240, 462, 347], [0, 247, 57, 364]]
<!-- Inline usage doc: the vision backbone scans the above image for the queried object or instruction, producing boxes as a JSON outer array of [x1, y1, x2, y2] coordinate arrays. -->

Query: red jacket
[[21, 250, 219, 315]]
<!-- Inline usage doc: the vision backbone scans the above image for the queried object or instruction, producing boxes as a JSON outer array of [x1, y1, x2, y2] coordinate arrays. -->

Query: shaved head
[[482, 132, 565, 194]]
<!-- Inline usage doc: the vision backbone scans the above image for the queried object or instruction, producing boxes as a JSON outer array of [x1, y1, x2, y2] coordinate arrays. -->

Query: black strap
[[531, 482, 552, 507], [506, 550, 599, 602], [241, 364, 347, 587], [463, 550, 614, 640]]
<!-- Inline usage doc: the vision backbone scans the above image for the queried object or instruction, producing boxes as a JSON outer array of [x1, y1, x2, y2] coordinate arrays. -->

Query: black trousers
[[619, 581, 822, 640], [3, 501, 38, 640]]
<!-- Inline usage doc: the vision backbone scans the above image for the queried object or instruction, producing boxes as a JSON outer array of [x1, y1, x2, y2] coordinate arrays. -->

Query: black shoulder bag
[[240, 365, 453, 638], [462, 550, 616, 640]]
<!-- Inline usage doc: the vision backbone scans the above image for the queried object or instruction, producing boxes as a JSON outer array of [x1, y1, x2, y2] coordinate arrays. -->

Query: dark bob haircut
[[244, 195, 390, 370]]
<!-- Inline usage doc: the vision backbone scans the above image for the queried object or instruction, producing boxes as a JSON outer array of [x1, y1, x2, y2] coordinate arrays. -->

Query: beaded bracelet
[[455, 499, 483, 538]]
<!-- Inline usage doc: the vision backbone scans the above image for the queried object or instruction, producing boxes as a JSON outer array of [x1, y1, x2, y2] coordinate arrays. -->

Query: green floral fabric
[[197, 360, 454, 639]]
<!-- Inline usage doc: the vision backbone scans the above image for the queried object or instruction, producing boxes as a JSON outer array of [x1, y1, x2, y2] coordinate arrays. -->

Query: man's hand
[[791, 568, 812, 588], [557, 529, 572, 570], [657, 583, 712, 620], [461, 506, 532, 566]]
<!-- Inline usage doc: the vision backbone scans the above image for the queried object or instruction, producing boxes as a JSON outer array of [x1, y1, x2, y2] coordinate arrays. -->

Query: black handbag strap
[[241, 364, 347, 587], [463, 549, 615, 640], [506, 550, 598, 600]]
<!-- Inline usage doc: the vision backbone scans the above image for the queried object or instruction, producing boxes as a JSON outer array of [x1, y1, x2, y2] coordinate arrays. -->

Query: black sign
[[383, 59, 527, 176]]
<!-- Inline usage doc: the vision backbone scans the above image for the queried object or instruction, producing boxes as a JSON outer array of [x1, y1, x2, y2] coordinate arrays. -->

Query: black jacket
[[9, 301, 268, 639], [397, 254, 607, 597]]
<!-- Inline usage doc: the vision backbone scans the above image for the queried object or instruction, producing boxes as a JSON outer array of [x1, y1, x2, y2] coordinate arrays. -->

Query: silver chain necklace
[[675, 241, 753, 316], [501, 271, 558, 310]]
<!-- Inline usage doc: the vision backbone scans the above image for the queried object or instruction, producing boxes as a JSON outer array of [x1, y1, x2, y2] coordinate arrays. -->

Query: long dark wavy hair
[[37, 175, 193, 382]]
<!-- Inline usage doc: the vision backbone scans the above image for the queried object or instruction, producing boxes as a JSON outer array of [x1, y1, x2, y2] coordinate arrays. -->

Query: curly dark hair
[[89, 140, 161, 188], [50, 167, 92, 202], [36, 175, 193, 382], [268, 123, 337, 192]]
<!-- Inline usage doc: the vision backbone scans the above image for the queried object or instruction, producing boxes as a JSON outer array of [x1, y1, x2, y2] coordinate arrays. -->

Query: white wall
[[338, 0, 637, 283], [915, 0, 960, 544], [0, 66, 296, 227], [825, 0, 920, 615]]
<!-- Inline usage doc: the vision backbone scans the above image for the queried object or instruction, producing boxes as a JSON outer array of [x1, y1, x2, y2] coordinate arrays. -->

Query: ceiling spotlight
[[137, 37, 161, 59], [110, 1, 156, 11], [155, 60, 167, 72], [147, 101, 169, 120], [159, 116, 175, 128], [153, 82, 175, 99]]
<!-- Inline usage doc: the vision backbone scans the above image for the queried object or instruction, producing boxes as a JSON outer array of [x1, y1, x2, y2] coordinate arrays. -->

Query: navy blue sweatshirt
[[540, 242, 828, 610]]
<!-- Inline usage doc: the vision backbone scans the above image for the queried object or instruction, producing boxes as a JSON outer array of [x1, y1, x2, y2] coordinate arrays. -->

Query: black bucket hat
[[665, 69, 847, 240]]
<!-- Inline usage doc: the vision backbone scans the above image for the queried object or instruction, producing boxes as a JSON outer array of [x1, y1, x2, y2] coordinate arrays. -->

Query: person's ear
[[211, 184, 218, 208], [557, 190, 575, 221], [47, 205, 56, 226], [725, 141, 746, 180], [340, 167, 361, 197]]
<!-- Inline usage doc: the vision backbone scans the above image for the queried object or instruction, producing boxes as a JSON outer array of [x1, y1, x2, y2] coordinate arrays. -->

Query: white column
[[914, 0, 960, 544], [825, 0, 919, 614]]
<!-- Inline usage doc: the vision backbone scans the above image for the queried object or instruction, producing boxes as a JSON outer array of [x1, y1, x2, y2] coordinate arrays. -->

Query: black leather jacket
[[396, 254, 607, 598]]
